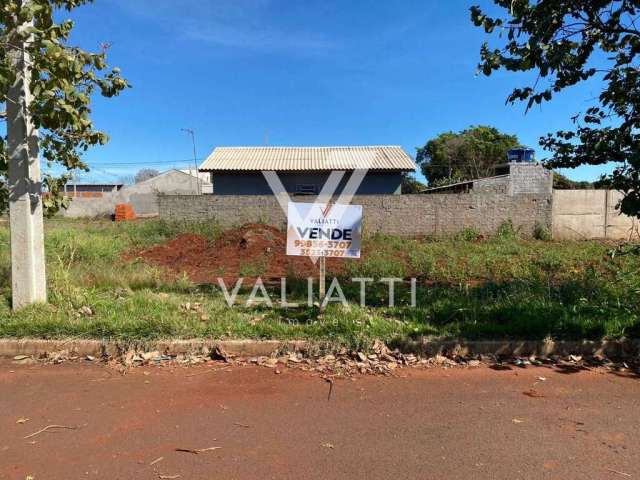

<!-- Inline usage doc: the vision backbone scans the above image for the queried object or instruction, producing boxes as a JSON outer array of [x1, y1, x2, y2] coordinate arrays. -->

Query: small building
[[63, 183, 123, 197], [128, 169, 211, 197], [179, 168, 214, 194], [198, 146, 416, 195], [420, 162, 553, 196], [117, 169, 213, 215]]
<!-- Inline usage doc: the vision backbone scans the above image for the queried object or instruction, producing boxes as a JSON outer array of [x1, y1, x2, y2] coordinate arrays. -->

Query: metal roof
[[419, 174, 509, 193], [199, 146, 416, 172]]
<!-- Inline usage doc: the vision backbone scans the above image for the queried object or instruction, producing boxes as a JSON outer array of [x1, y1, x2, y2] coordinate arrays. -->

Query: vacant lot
[[0, 218, 638, 347]]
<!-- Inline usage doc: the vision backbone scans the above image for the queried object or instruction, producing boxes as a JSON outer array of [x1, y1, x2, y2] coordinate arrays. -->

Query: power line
[[65, 160, 545, 168], [181, 128, 201, 195], [81, 159, 206, 166]]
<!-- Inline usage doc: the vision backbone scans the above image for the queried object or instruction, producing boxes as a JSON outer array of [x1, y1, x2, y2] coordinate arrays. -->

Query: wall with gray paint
[[159, 193, 552, 237], [211, 171, 403, 195]]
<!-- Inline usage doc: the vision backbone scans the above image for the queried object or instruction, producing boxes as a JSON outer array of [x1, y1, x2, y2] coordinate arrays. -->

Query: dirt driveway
[[1, 361, 639, 480]]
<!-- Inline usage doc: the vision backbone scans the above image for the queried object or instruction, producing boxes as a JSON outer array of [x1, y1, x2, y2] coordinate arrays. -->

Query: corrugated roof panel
[[199, 146, 416, 172]]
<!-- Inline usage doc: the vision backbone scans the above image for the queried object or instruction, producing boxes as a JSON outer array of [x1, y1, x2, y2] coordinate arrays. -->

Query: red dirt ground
[[2, 362, 639, 480], [135, 224, 353, 284]]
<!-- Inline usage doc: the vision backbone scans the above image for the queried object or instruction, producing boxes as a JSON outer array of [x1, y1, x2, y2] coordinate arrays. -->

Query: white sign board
[[286, 202, 362, 258]]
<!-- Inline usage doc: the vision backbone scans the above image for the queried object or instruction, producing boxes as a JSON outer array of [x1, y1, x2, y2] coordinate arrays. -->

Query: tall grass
[[0, 218, 638, 345]]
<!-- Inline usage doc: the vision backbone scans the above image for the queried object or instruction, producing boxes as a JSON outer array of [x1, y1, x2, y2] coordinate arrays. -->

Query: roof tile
[[199, 146, 416, 172]]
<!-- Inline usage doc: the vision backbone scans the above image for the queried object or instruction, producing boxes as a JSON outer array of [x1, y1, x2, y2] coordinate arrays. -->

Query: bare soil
[[1, 362, 639, 480], [135, 223, 352, 284]]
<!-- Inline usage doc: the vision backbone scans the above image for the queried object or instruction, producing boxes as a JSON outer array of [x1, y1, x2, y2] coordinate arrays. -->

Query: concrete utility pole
[[7, 8, 47, 309]]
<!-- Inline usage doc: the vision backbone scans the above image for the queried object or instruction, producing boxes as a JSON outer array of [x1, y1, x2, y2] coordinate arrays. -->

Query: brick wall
[[66, 192, 105, 198], [159, 193, 552, 237]]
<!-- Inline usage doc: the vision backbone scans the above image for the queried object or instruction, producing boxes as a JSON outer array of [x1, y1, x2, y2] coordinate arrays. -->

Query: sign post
[[318, 256, 326, 310], [286, 201, 363, 308]]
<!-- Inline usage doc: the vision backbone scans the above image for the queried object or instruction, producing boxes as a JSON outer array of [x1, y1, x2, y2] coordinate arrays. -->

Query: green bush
[[456, 227, 480, 241], [496, 220, 517, 239], [533, 223, 552, 241]]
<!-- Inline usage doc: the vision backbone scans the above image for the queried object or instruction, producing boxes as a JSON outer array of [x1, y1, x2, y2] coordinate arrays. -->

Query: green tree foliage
[[400, 173, 426, 194], [416, 125, 519, 184], [0, 0, 129, 214], [471, 0, 640, 218], [553, 173, 594, 190]]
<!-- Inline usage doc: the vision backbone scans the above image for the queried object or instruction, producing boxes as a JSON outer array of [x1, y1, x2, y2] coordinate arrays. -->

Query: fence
[[552, 190, 638, 240], [159, 193, 552, 237]]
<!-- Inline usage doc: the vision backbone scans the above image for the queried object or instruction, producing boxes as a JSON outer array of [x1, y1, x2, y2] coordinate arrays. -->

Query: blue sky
[[56, 0, 612, 184]]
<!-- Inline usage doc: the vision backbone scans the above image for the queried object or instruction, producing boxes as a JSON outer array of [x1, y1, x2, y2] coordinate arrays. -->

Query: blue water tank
[[507, 147, 535, 163]]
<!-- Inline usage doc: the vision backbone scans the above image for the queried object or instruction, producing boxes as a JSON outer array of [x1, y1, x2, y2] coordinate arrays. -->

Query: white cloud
[[115, 0, 335, 53], [182, 20, 333, 51]]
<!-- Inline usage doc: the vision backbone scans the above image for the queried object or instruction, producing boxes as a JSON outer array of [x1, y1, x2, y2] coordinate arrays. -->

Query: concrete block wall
[[508, 163, 553, 196], [473, 175, 509, 194], [61, 170, 210, 218], [552, 190, 638, 240], [62, 195, 118, 218], [61, 190, 158, 218], [159, 193, 552, 237]]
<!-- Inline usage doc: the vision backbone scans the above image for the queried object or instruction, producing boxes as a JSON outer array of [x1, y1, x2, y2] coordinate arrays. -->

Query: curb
[[0, 339, 307, 359], [391, 338, 640, 360], [0, 338, 638, 360]]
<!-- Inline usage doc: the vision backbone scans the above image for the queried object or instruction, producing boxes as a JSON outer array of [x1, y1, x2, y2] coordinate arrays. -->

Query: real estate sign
[[286, 202, 362, 258]]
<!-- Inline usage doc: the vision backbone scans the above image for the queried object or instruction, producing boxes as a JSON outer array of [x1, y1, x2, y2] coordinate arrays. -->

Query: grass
[[0, 217, 639, 348]]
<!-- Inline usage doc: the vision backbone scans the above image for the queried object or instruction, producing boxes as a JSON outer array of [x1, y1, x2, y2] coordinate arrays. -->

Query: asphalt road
[[1, 360, 639, 480]]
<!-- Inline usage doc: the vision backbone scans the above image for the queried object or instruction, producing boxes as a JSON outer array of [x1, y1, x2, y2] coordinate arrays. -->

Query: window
[[295, 184, 317, 195]]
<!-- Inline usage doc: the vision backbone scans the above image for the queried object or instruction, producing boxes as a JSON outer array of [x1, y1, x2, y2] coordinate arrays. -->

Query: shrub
[[533, 223, 552, 241], [496, 220, 517, 239], [456, 227, 480, 241]]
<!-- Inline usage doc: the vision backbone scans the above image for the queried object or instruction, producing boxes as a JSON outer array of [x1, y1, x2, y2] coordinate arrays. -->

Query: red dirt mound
[[136, 223, 351, 284]]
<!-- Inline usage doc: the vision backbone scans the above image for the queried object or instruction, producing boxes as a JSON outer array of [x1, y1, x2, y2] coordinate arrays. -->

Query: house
[[198, 146, 416, 195]]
